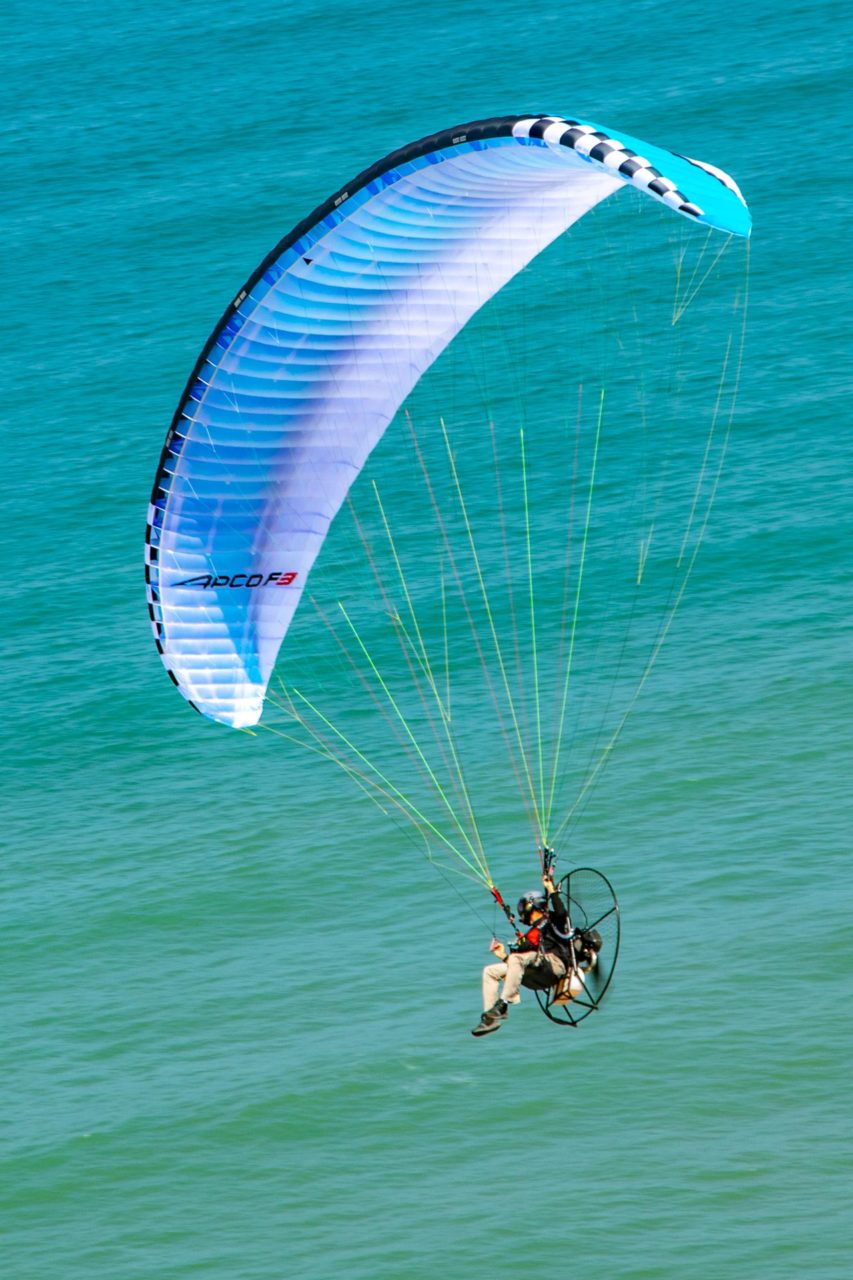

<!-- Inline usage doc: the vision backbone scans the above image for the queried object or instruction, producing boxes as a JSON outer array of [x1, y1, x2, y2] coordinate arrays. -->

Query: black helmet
[[517, 890, 547, 923]]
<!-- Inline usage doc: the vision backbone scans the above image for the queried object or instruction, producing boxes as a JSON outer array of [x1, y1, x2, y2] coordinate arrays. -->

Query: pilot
[[472, 872, 570, 1036]]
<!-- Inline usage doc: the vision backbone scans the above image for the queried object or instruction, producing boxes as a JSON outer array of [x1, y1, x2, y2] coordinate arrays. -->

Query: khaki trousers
[[482, 951, 566, 1010]]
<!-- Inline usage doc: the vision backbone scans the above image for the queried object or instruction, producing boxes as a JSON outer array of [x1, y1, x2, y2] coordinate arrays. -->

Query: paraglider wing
[[146, 114, 750, 727]]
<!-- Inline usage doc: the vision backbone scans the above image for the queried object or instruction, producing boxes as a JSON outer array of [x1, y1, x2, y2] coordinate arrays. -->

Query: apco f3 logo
[[173, 570, 299, 589]]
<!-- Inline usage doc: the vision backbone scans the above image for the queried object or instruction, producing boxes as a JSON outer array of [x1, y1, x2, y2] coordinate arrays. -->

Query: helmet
[[517, 890, 547, 924]]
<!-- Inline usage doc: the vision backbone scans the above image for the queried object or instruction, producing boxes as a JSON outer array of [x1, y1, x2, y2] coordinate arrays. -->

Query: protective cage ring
[[535, 866, 620, 1026]]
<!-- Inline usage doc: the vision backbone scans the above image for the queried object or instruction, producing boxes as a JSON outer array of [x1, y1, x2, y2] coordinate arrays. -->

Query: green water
[[3, 2, 851, 1277]]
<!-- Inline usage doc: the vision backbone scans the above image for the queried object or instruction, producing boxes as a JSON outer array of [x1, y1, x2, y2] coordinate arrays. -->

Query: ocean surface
[[3, 3, 851, 1277]]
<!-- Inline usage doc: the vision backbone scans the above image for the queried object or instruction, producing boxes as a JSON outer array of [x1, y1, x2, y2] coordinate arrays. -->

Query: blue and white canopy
[[146, 113, 750, 727]]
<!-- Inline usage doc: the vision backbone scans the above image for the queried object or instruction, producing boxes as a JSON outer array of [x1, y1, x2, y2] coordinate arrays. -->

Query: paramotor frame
[[535, 866, 620, 1026]]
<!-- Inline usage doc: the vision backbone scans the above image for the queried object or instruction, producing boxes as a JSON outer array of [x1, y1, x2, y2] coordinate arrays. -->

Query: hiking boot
[[470, 1000, 508, 1037], [471, 1013, 501, 1036]]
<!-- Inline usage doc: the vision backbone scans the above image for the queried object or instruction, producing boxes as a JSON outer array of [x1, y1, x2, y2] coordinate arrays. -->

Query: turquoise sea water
[[3, 2, 851, 1277]]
